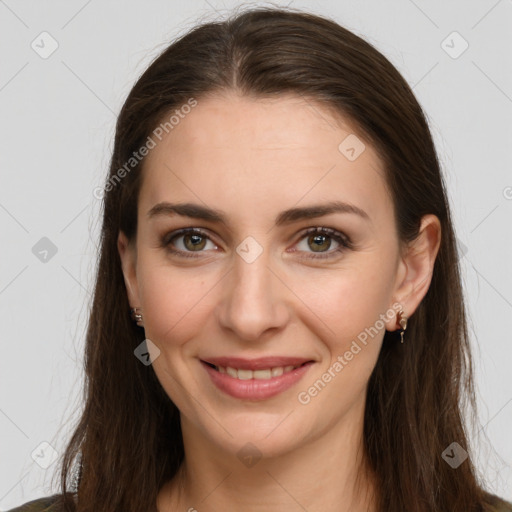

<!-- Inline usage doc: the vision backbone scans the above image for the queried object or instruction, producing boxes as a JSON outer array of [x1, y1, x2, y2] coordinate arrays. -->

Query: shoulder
[[483, 491, 512, 512], [5, 491, 511, 512], [4, 494, 69, 512]]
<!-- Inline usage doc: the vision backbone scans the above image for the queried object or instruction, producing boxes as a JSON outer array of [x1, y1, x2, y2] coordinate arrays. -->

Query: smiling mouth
[[202, 361, 312, 380]]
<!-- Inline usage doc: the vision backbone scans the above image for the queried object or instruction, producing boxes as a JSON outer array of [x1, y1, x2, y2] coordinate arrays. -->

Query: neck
[[157, 399, 378, 512]]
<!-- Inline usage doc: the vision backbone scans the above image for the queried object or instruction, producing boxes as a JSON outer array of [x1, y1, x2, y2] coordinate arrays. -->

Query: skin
[[118, 91, 441, 512]]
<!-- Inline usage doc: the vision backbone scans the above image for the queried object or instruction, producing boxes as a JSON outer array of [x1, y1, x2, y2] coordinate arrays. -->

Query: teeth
[[216, 364, 303, 380], [226, 367, 238, 378], [237, 369, 253, 380], [253, 369, 271, 379], [271, 367, 283, 377]]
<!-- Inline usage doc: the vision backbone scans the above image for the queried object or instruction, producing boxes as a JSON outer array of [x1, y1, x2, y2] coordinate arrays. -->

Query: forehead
[[139, 92, 391, 223]]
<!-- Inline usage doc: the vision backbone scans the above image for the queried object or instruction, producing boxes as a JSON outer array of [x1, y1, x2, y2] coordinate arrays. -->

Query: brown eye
[[183, 233, 207, 251], [294, 227, 352, 260], [307, 233, 331, 252], [162, 228, 218, 258]]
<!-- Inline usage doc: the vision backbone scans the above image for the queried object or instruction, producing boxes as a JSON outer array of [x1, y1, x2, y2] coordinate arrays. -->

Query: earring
[[397, 309, 408, 343], [130, 307, 144, 327]]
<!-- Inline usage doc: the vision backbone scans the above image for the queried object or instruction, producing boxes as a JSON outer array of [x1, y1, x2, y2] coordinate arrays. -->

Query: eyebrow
[[147, 200, 370, 226]]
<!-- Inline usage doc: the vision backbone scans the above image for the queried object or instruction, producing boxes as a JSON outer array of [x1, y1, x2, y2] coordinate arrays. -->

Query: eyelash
[[161, 227, 353, 260]]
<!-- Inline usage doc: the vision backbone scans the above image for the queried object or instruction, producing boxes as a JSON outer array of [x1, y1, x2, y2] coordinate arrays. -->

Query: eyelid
[[297, 226, 352, 247], [162, 227, 215, 245]]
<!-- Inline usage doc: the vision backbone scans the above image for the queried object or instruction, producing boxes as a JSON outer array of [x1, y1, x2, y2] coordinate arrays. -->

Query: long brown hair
[[53, 6, 498, 511]]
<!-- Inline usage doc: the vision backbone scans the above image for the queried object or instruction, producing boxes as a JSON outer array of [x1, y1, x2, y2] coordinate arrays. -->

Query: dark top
[[6, 494, 65, 512], [6, 491, 512, 511]]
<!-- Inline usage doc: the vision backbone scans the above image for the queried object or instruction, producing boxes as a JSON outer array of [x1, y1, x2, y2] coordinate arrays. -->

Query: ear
[[386, 214, 442, 329], [117, 230, 141, 307]]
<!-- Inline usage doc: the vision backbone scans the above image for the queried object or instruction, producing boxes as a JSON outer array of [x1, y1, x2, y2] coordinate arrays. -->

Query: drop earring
[[397, 309, 408, 343]]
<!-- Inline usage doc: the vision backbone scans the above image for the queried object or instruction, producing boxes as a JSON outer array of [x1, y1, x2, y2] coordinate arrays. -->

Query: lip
[[200, 358, 315, 401], [201, 356, 313, 371]]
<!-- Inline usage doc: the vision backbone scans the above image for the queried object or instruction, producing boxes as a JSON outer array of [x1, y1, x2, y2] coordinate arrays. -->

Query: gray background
[[1, 0, 511, 508]]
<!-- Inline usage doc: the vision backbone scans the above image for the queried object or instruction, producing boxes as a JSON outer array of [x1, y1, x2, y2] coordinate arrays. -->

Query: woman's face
[[119, 91, 413, 459]]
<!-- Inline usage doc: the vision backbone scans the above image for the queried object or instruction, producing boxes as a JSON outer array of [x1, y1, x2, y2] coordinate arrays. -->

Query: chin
[[202, 411, 311, 462]]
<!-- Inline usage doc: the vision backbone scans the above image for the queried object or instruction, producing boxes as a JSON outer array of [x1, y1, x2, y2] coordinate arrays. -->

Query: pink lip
[[200, 359, 314, 401]]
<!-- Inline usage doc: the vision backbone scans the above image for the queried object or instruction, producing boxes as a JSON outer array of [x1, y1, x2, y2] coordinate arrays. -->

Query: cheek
[[138, 260, 216, 347], [291, 259, 395, 356], [292, 265, 394, 415]]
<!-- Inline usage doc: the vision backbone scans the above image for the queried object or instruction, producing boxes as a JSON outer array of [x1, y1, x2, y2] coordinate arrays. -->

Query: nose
[[215, 247, 291, 342]]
